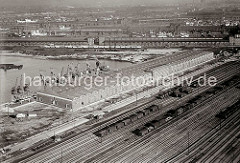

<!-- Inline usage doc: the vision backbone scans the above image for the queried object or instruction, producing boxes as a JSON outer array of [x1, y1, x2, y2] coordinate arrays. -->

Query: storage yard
[[0, 103, 66, 147]]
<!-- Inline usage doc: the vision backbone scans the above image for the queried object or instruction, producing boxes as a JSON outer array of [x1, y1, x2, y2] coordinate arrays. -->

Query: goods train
[[94, 105, 159, 137], [134, 74, 240, 136], [216, 100, 240, 119], [31, 130, 76, 151]]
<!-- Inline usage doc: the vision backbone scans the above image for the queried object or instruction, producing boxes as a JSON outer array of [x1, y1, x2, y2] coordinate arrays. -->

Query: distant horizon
[[0, 0, 221, 8]]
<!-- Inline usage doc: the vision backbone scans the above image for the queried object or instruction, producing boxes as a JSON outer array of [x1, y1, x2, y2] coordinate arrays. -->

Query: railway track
[[54, 64, 240, 162], [203, 129, 240, 163], [80, 62, 238, 160], [85, 82, 235, 162], [148, 91, 240, 163], [19, 96, 179, 163], [11, 61, 240, 163], [187, 103, 240, 163], [93, 60, 239, 130], [95, 85, 240, 163], [176, 109, 240, 163], [163, 101, 240, 161], [57, 74, 240, 162], [77, 65, 240, 162]]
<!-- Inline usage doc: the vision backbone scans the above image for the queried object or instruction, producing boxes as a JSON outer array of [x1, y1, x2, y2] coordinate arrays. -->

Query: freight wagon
[[96, 128, 109, 137], [115, 121, 125, 129], [122, 118, 131, 126], [135, 127, 149, 136], [145, 123, 155, 132], [95, 105, 160, 137], [150, 120, 161, 128], [136, 111, 145, 119], [129, 114, 138, 122], [31, 138, 54, 151], [216, 100, 240, 119], [148, 105, 159, 112]]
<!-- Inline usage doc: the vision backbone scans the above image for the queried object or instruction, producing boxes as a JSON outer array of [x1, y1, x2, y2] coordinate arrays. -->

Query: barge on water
[[0, 64, 23, 71]]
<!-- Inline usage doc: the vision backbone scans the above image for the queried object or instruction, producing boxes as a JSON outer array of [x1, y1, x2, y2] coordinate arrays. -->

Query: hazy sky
[[0, 0, 195, 8]]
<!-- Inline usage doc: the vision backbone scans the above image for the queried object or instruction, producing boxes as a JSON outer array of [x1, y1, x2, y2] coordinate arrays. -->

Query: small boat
[[99, 65, 110, 72], [0, 64, 23, 71]]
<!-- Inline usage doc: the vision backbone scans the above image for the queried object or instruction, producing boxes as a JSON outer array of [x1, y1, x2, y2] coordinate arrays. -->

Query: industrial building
[[229, 34, 240, 46], [36, 51, 214, 111]]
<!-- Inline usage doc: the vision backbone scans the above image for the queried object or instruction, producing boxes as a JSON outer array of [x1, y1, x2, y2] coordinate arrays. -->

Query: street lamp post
[[187, 131, 190, 155], [135, 91, 138, 106]]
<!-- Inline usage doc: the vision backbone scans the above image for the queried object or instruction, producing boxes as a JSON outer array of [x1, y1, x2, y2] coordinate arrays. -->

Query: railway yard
[[0, 55, 239, 162]]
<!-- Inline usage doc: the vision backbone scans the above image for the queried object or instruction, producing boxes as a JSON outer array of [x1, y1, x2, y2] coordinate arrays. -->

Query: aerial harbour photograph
[[0, 0, 240, 162]]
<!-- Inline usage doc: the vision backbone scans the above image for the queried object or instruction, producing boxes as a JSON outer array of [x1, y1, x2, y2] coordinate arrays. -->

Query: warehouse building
[[152, 51, 214, 79], [36, 50, 214, 111]]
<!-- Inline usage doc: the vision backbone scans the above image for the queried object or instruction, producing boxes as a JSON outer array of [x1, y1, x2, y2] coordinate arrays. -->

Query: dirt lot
[[0, 102, 66, 147]]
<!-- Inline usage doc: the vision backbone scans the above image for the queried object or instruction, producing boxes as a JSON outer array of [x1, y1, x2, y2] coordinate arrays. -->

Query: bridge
[[101, 37, 231, 48], [0, 37, 87, 47], [0, 37, 236, 48]]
